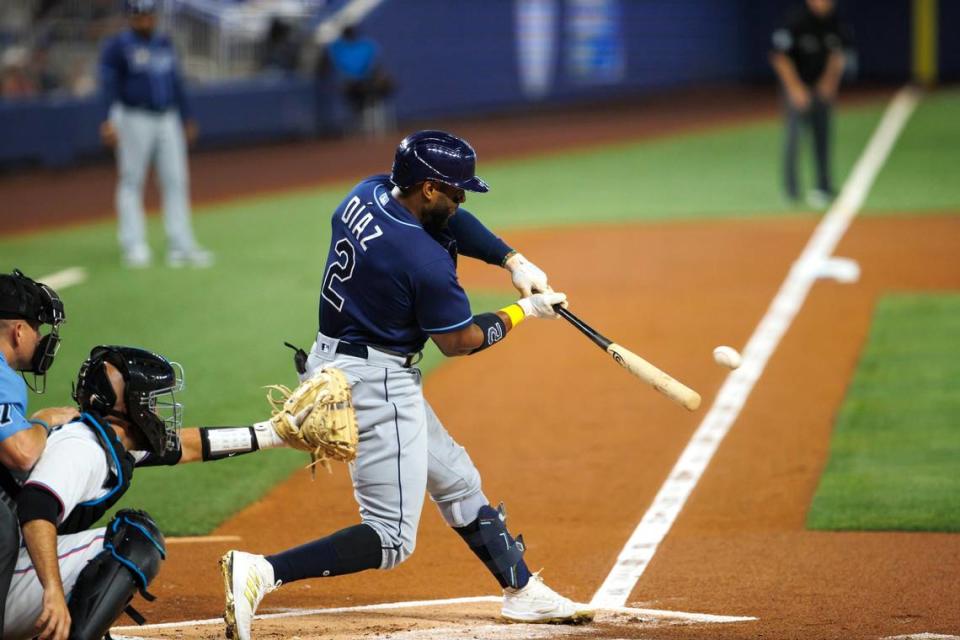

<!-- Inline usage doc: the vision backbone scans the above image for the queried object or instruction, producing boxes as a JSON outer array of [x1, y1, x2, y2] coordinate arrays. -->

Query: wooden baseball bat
[[555, 306, 701, 411]]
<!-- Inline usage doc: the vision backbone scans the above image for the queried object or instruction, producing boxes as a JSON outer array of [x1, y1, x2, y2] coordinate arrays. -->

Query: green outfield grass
[[865, 90, 960, 213], [2, 89, 957, 534], [807, 294, 960, 532]]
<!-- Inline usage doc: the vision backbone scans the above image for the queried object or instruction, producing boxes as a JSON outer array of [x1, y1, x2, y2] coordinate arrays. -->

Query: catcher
[[5, 345, 348, 640]]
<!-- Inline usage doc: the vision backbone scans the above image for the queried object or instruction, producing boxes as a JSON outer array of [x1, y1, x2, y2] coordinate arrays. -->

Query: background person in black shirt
[[770, 0, 851, 207]]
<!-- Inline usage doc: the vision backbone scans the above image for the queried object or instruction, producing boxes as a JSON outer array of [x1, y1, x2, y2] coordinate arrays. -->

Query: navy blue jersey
[[0, 353, 32, 443], [319, 175, 476, 353], [99, 29, 191, 118]]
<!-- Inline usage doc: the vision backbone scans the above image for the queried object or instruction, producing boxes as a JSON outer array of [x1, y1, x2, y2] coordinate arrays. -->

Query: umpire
[[99, 0, 212, 269], [770, 0, 851, 207], [0, 270, 67, 633]]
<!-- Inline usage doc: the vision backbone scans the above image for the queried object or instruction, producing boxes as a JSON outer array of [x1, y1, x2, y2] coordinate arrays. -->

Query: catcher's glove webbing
[[266, 367, 358, 473]]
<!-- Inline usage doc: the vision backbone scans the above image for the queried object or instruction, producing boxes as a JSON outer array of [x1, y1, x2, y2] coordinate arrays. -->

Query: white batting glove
[[504, 252, 550, 297], [517, 291, 568, 320]]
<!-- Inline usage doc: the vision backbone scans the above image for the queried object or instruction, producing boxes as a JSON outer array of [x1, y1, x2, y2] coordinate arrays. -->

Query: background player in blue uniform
[[0, 269, 67, 634], [222, 131, 593, 640], [99, 0, 212, 268]]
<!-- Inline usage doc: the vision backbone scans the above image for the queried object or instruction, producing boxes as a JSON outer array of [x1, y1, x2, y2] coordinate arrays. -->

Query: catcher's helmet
[[390, 130, 489, 193], [73, 346, 184, 455], [0, 269, 66, 383]]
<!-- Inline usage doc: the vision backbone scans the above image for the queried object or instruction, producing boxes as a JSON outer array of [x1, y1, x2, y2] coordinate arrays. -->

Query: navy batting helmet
[[390, 130, 489, 193]]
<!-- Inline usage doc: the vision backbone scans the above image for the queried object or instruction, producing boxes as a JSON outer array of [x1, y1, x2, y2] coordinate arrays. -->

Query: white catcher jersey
[[3, 420, 151, 638]]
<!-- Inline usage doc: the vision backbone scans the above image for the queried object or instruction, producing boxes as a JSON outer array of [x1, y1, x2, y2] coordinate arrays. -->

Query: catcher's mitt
[[265, 367, 358, 472]]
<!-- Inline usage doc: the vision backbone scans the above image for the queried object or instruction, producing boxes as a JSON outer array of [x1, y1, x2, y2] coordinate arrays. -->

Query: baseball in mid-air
[[713, 345, 742, 370]]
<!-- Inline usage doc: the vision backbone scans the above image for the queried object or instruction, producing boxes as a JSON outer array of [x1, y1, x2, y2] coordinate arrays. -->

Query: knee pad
[[454, 503, 527, 589], [436, 490, 488, 528], [68, 509, 166, 640]]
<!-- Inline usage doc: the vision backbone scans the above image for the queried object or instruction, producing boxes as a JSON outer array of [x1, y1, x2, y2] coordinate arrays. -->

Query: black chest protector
[[57, 412, 136, 535]]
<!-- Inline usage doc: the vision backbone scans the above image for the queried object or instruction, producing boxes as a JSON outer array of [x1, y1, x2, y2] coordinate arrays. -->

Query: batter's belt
[[314, 332, 423, 369]]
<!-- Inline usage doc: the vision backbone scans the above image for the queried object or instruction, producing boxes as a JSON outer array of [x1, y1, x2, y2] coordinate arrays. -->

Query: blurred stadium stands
[[0, 0, 955, 168]]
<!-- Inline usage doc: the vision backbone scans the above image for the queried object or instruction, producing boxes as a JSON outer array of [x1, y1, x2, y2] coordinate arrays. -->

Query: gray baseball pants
[[783, 94, 834, 199], [305, 332, 488, 569], [114, 106, 197, 255]]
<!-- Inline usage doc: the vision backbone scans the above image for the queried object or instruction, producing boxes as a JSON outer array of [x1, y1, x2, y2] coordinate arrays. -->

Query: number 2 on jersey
[[322, 238, 357, 312]]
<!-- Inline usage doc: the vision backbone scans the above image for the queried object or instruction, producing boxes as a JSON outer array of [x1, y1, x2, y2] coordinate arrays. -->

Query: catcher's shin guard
[[67, 509, 166, 640], [454, 503, 531, 589]]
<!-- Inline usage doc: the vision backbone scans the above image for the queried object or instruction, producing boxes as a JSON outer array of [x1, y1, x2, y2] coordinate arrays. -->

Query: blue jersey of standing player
[[319, 175, 510, 354], [0, 353, 32, 445], [99, 29, 191, 120]]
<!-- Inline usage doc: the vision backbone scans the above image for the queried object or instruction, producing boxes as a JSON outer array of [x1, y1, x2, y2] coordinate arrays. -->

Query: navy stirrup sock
[[267, 524, 382, 583]]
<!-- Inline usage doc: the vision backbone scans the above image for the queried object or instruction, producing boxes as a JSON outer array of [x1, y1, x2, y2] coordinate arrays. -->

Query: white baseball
[[713, 345, 742, 370]]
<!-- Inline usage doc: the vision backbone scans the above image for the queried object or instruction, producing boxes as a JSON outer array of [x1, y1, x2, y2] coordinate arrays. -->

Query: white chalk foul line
[[590, 86, 921, 610], [111, 595, 753, 633], [165, 535, 241, 545], [37, 266, 87, 291]]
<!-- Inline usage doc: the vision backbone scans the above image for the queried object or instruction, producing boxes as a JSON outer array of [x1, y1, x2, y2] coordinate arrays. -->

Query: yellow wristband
[[500, 303, 525, 328]]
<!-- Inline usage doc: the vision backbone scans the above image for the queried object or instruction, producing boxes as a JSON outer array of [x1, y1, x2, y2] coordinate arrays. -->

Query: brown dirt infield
[[122, 213, 960, 639]]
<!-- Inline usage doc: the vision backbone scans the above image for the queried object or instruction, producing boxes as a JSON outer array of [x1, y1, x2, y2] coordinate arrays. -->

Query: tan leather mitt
[[265, 367, 358, 472]]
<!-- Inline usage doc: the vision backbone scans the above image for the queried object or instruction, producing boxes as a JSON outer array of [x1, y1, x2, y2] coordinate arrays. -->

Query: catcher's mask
[[73, 345, 184, 455], [0, 269, 66, 392]]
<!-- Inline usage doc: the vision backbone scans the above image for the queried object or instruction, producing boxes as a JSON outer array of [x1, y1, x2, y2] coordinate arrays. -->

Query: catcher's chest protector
[[58, 413, 136, 535]]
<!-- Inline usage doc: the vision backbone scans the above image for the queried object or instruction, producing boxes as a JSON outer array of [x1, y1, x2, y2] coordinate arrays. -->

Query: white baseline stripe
[[165, 535, 242, 545], [111, 595, 754, 632], [111, 596, 501, 631], [590, 86, 921, 609], [607, 605, 755, 623], [38, 266, 87, 291], [883, 635, 960, 640]]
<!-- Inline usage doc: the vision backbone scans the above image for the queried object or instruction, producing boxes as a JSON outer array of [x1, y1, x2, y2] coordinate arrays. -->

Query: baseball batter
[[4, 345, 297, 640], [222, 130, 593, 640], [99, 0, 211, 268]]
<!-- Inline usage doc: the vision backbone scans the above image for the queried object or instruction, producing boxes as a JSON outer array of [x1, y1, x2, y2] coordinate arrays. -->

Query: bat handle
[[553, 304, 612, 351]]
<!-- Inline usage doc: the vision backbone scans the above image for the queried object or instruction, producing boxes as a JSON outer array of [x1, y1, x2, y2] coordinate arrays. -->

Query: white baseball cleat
[[123, 244, 152, 269], [221, 550, 280, 640], [501, 573, 594, 624], [167, 247, 214, 268]]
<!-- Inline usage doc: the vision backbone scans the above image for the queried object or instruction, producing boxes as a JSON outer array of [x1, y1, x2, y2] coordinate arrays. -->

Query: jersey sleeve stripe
[[421, 315, 473, 333], [14, 533, 105, 575]]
